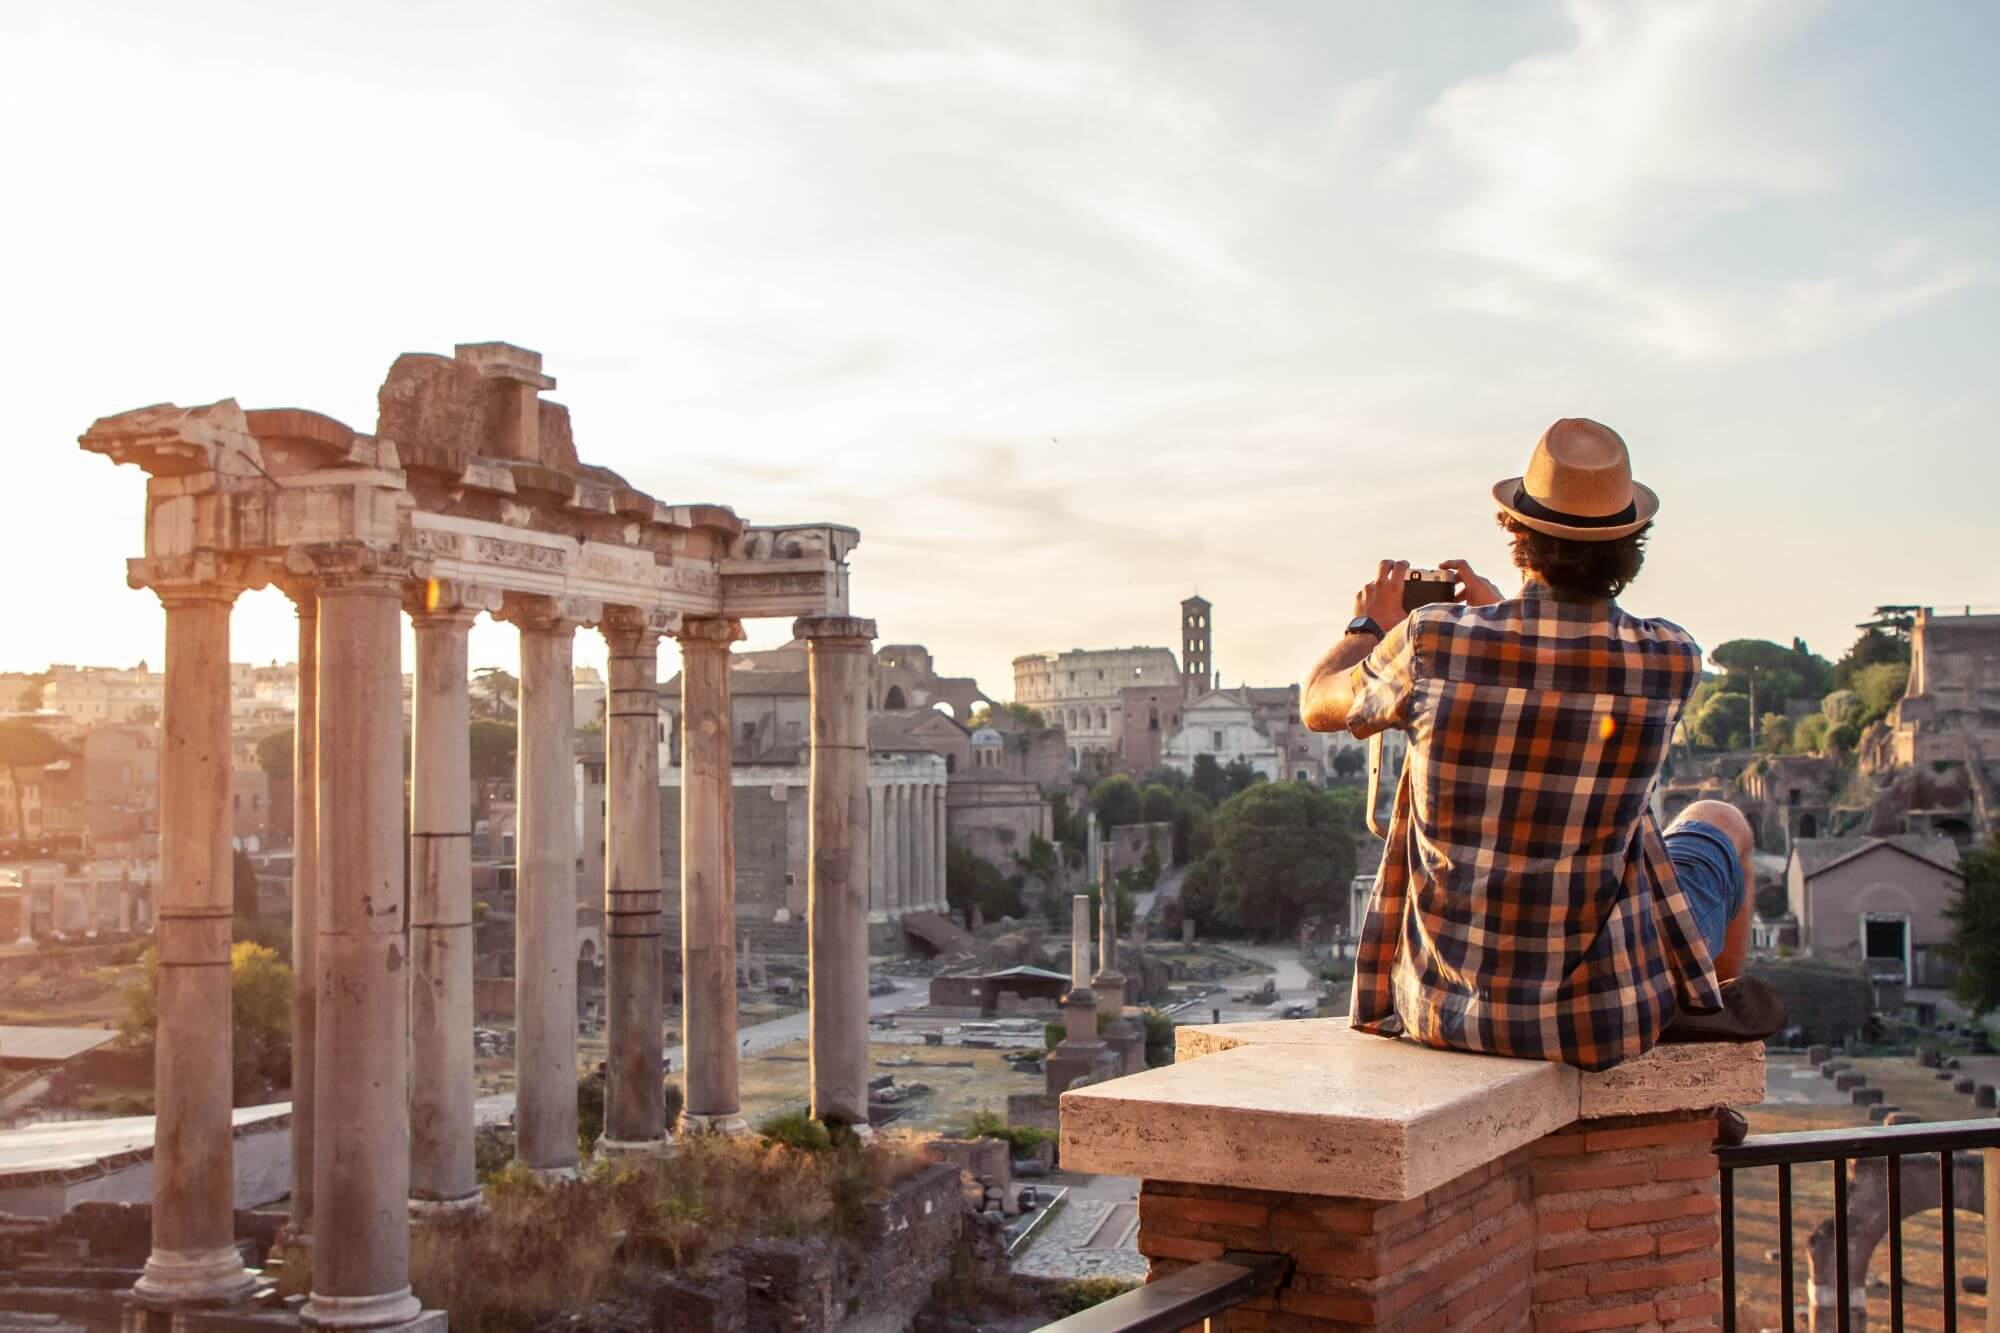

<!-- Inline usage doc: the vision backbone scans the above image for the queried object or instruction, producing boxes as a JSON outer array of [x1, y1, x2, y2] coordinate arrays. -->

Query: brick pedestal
[[1137, 1108, 1722, 1332]]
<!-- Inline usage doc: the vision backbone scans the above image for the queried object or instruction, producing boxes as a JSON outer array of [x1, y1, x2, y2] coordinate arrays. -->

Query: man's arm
[[1303, 559, 1410, 733]]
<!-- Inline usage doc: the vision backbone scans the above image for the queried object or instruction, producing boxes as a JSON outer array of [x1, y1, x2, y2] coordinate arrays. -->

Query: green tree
[[1332, 747, 1366, 780], [123, 941, 293, 1100], [1139, 766, 1187, 792], [1687, 693, 1751, 750], [1170, 790, 1214, 866], [1139, 783, 1178, 825], [1710, 639, 1833, 738], [1851, 662, 1910, 722], [0, 720, 66, 842], [1945, 836, 2000, 1016], [1758, 713, 1791, 754], [1189, 754, 1228, 805], [1208, 782, 1355, 939], [946, 842, 1024, 923], [1832, 627, 1910, 691], [470, 668, 518, 721], [1089, 773, 1142, 829], [1222, 758, 1266, 797], [255, 727, 294, 781], [1790, 714, 1829, 754], [469, 719, 518, 783]]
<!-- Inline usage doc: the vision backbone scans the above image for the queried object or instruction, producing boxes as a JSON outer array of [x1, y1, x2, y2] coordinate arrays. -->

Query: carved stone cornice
[[282, 543, 428, 593], [792, 615, 877, 645], [402, 578, 502, 622], [494, 591, 600, 634], [676, 616, 746, 647]]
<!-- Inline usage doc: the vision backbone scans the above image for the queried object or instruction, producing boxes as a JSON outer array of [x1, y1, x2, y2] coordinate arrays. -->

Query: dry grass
[[408, 1131, 928, 1332], [1731, 1055, 1991, 1331]]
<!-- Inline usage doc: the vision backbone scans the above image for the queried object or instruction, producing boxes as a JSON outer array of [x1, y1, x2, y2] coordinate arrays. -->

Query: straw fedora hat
[[1492, 418, 1658, 542]]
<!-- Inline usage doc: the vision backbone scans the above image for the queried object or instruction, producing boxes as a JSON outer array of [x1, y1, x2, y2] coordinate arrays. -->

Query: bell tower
[[1181, 595, 1212, 700]]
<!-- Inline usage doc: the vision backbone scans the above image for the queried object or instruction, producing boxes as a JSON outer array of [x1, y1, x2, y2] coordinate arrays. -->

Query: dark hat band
[[1510, 485, 1639, 530]]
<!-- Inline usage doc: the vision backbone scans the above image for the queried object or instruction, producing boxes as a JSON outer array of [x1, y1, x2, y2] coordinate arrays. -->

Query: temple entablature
[[78, 340, 856, 623]]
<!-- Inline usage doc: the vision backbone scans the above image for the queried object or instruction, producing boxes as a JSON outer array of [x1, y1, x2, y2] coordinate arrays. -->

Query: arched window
[[883, 685, 907, 711], [1097, 709, 1108, 729]]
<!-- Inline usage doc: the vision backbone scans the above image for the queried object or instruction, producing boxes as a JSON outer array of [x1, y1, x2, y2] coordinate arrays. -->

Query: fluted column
[[920, 784, 938, 909], [601, 609, 667, 1153], [304, 558, 420, 1328], [281, 582, 319, 1241], [933, 784, 948, 911], [676, 617, 746, 1135], [798, 615, 876, 1130], [503, 595, 588, 1175], [407, 588, 480, 1212], [133, 582, 255, 1309]]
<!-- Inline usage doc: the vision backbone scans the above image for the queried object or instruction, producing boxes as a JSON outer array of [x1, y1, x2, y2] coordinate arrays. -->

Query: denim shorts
[[1664, 818, 1744, 959]]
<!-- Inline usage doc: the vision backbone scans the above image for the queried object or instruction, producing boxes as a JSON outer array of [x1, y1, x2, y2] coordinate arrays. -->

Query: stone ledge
[[1060, 1019, 1762, 1202]]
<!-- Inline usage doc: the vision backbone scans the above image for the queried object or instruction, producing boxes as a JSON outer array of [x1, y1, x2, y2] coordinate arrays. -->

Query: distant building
[[1785, 834, 1963, 988], [41, 664, 162, 726], [1012, 646, 1182, 773], [1159, 690, 1284, 783]]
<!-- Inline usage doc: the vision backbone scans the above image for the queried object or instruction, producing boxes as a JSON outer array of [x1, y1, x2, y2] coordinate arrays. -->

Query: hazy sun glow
[[2, 1, 1993, 691]]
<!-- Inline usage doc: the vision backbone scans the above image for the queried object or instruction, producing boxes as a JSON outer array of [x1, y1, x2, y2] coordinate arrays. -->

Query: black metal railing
[[1034, 1251, 1291, 1333], [1717, 1117, 2000, 1332]]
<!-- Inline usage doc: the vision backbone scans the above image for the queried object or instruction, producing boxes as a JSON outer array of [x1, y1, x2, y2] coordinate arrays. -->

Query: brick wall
[[1136, 1107, 1721, 1332]]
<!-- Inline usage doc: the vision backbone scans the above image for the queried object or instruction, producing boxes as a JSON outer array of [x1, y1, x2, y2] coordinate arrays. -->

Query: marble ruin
[[79, 341, 877, 1328]]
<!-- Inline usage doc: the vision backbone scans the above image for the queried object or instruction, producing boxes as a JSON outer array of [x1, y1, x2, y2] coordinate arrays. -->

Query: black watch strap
[[1346, 616, 1384, 639]]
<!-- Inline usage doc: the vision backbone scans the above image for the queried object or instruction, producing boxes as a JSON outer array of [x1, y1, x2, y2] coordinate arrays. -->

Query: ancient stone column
[[407, 590, 479, 1212], [283, 583, 320, 1239], [868, 785, 886, 913], [932, 784, 948, 911], [133, 583, 255, 1309], [1070, 894, 1093, 989], [881, 783, 901, 914], [601, 610, 667, 1153], [798, 616, 876, 1130], [916, 784, 928, 908], [901, 784, 919, 913], [1094, 869, 1126, 1020], [677, 617, 746, 1135], [506, 596, 587, 1174], [305, 559, 421, 1328]]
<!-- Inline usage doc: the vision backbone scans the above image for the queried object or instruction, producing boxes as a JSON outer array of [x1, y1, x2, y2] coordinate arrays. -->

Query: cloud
[[1411, 0, 1980, 360]]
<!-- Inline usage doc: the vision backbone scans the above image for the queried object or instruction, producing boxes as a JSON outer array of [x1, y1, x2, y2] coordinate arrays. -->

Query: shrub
[[1046, 1277, 1139, 1316], [756, 1110, 834, 1153], [964, 1108, 1054, 1154]]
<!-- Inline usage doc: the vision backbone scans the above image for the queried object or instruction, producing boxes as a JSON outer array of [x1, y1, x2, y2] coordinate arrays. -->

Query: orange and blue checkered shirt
[[1344, 586, 1723, 1071]]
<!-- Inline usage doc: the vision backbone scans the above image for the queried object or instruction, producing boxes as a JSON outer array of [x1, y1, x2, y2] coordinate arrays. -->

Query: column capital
[[677, 616, 746, 646], [603, 604, 682, 648], [130, 553, 267, 606], [793, 615, 877, 644], [282, 542, 427, 594], [403, 577, 501, 622], [495, 591, 599, 633]]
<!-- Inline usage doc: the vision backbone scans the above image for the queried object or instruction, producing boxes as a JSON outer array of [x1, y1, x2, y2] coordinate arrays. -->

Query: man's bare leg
[[1672, 799, 1754, 983]]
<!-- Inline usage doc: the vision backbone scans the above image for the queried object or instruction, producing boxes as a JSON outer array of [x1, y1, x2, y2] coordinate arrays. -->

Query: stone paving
[[1010, 1172, 1149, 1281]]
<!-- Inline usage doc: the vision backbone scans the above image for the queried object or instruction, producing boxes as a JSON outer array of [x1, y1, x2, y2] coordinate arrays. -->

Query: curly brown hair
[[1498, 513, 1650, 601]]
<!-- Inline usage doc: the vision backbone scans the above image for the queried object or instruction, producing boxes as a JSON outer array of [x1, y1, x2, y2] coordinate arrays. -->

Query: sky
[[2, 1, 1994, 698]]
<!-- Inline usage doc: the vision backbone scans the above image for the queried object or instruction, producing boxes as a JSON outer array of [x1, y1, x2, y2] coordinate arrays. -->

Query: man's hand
[[1354, 559, 1411, 631], [1442, 558, 1504, 608]]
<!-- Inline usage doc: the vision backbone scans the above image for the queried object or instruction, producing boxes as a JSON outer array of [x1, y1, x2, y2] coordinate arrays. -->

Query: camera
[[1402, 568, 1458, 612]]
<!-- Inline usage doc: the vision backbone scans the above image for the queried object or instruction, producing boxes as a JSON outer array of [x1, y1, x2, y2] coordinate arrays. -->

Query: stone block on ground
[[1806, 1043, 1831, 1065], [1834, 1071, 1865, 1091], [1954, 1076, 1976, 1094], [1852, 1087, 1884, 1106], [1976, 1085, 1996, 1109], [1868, 1105, 1899, 1123]]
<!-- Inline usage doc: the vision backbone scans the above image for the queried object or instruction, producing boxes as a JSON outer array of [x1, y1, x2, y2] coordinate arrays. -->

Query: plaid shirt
[[1345, 586, 1723, 1071]]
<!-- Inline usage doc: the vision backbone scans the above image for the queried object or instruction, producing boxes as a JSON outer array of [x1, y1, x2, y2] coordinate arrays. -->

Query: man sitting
[[1303, 419, 1755, 1071]]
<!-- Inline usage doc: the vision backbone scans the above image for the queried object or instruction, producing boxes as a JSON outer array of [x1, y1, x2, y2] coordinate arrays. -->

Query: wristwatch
[[1345, 616, 1384, 640]]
